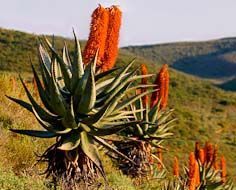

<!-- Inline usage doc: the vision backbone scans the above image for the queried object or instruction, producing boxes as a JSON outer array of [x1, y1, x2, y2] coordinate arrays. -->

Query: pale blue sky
[[0, 0, 236, 46]]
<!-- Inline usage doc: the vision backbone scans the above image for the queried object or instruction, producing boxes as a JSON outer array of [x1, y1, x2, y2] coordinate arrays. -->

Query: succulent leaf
[[19, 76, 61, 124], [80, 132, 105, 177], [58, 131, 81, 151], [6, 96, 33, 112], [72, 30, 84, 91], [44, 37, 72, 91], [31, 64, 57, 114], [95, 67, 120, 81], [77, 61, 96, 114], [93, 136, 137, 165], [10, 129, 57, 138], [102, 59, 135, 94], [39, 44, 51, 75]]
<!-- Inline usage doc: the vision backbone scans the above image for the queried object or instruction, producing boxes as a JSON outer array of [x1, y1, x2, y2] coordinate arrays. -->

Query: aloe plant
[[168, 143, 235, 190], [192, 158, 234, 190], [6, 32, 153, 189], [110, 64, 176, 178], [111, 90, 176, 177], [161, 165, 234, 190], [181, 161, 235, 190]]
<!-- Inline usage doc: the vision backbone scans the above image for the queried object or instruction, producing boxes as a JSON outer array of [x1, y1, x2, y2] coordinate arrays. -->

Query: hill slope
[[0, 28, 235, 188], [123, 38, 236, 80]]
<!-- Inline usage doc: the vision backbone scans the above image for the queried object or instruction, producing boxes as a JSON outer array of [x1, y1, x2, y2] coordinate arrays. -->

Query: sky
[[0, 0, 236, 46]]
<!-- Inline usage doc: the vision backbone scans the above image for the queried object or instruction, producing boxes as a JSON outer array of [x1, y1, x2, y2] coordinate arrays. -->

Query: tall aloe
[[6, 32, 153, 188], [112, 64, 176, 177]]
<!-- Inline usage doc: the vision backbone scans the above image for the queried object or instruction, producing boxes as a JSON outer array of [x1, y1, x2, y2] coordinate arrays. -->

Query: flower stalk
[[101, 6, 122, 71], [151, 64, 169, 109], [83, 5, 109, 66]]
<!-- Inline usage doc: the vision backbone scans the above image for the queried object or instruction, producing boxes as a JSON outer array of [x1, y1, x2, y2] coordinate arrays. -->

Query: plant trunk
[[37, 140, 101, 190], [113, 139, 153, 178]]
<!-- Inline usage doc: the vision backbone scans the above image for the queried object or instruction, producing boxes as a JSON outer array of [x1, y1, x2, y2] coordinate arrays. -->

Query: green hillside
[[0, 28, 236, 188], [0, 27, 150, 73], [0, 28, 81, 73], [123, 38, 236, 80]]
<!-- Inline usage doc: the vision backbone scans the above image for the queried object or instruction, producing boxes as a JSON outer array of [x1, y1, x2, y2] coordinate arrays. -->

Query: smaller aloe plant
[[166, 142, 235, 190], [111, 64, 176, 177], [191, 142, 234, 190]]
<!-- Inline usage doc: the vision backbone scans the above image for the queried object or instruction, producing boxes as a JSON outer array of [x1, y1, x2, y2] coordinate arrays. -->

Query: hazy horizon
[[1, 0, 236, 46]]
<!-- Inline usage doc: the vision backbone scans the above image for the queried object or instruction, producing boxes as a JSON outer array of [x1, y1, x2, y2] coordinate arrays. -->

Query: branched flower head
[[213, 145, 218, 170], [101, 5, 122, 72], [83, 5, 109, 66], [204, 142, 214, 164], [194, 160, 200, 187], [188, 152, 196, 190], [140, 64, 149, 107], [220, 156, 226, 183], [151, 64, 169, 109], [199, 148, 205, 165], [173, 156, 179, 177]]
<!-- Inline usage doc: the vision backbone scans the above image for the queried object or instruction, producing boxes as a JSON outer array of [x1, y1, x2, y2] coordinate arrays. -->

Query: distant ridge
[[123, 37, 236, 81]]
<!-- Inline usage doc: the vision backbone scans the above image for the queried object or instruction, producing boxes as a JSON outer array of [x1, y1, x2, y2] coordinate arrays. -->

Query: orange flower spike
[[150, 74, 160, 108], [101, 6, 122, 71], [213, 145, 218, 170], [204, 142, 214, 164], [195, 160, 200, 187], [157, 148, 163, 170], [220, 156, 226, 183], [173, 156, 179, 177], [162, 66, 169, 109], [150, 64, 169, 109], [188, 152, 196, 190], [140, 64, 149, 107], [83, 5, 109, 65], [199, 148, 205, 165]]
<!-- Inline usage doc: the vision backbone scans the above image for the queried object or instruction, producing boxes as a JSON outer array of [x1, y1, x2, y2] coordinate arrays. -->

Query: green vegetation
[[0, 28, 80, 73], [0, 28, 236, 189], [0, 167, 49, 190]]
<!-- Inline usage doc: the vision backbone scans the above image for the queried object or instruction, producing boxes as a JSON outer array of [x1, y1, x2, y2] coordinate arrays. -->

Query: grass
[[0, 167, 49, 190]]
